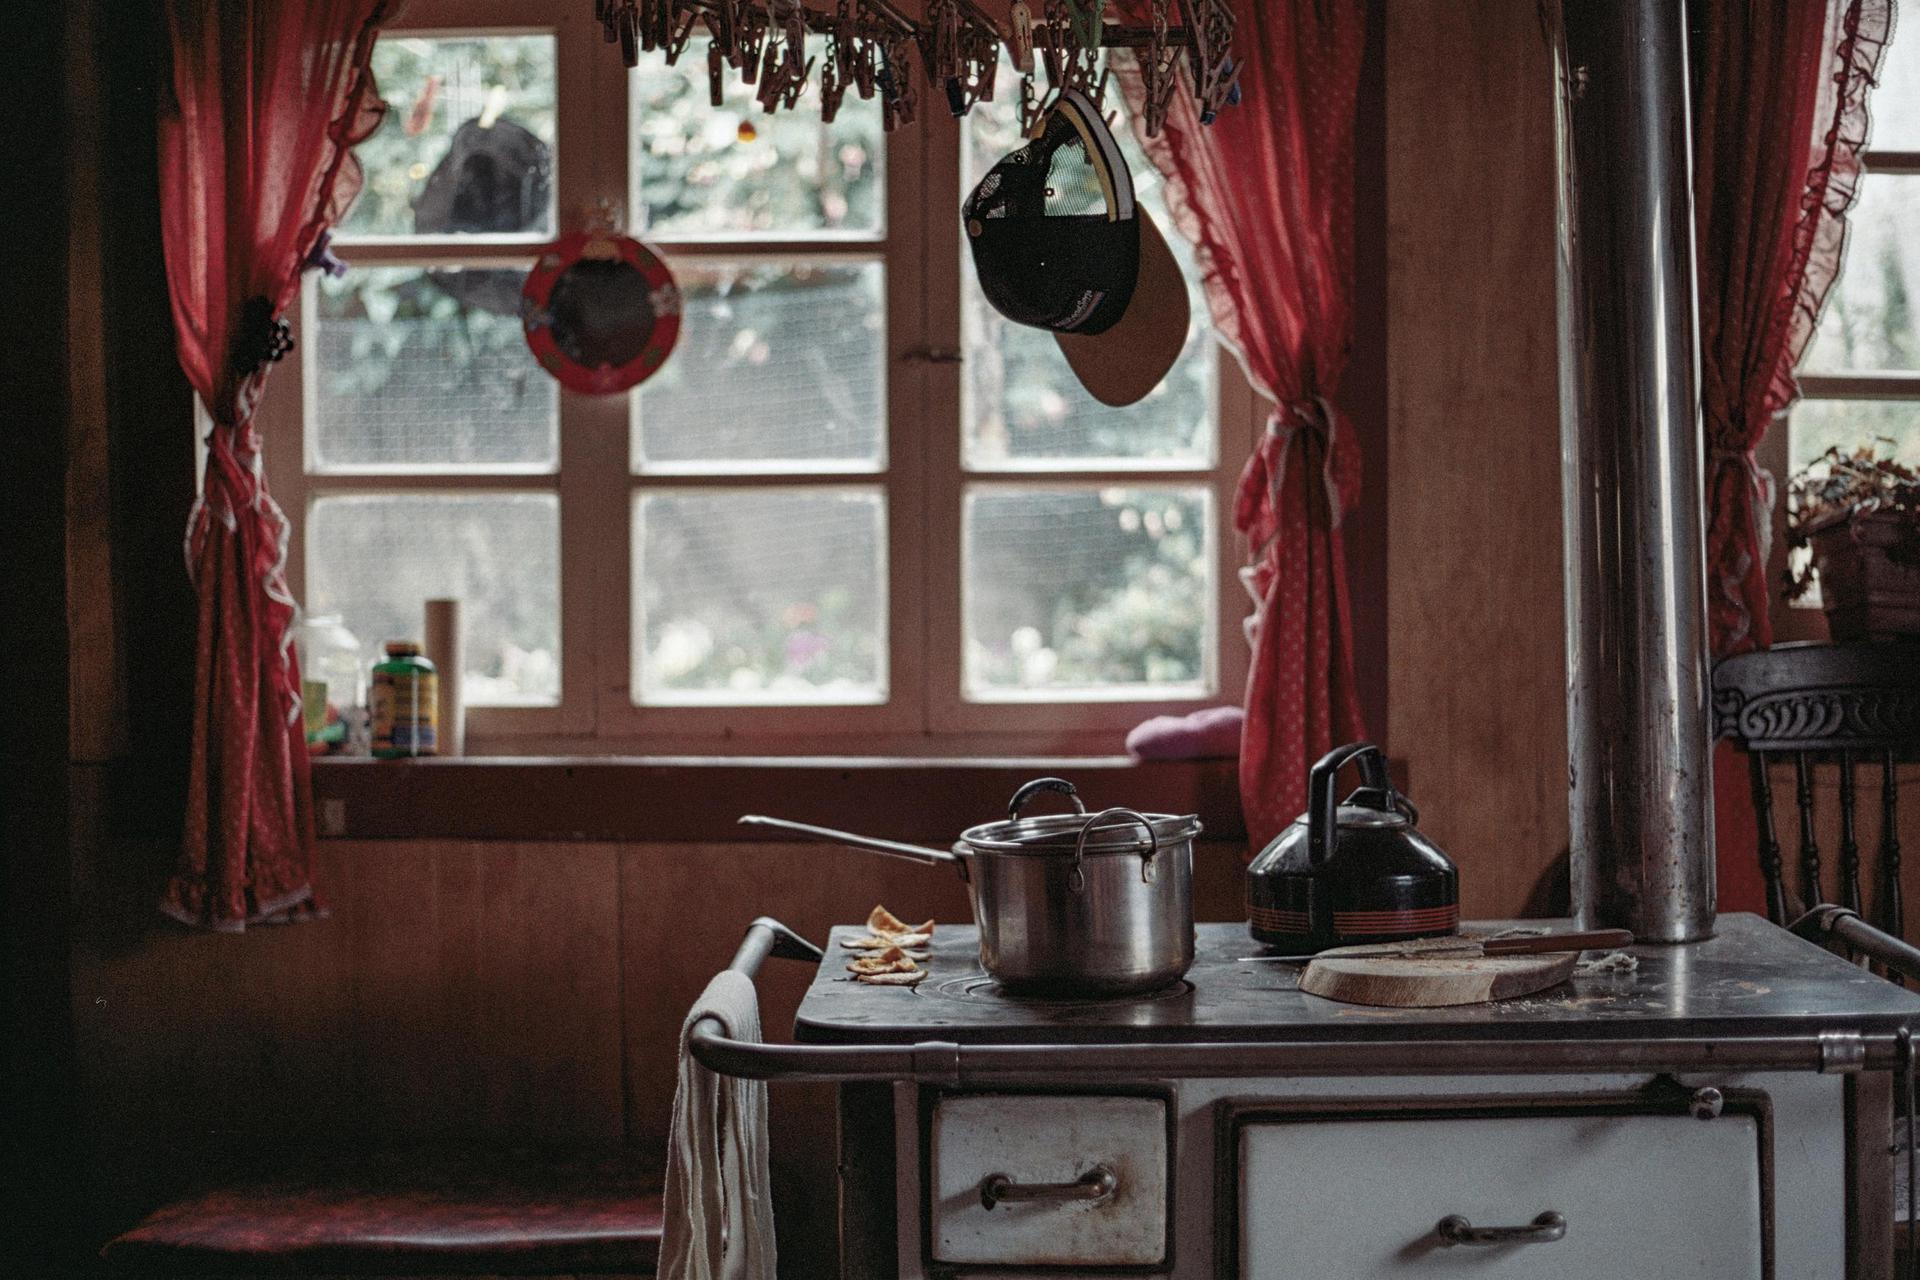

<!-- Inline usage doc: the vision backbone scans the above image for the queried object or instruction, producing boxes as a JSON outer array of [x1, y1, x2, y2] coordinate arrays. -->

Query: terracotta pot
[[1809, 509, 1920, 640]]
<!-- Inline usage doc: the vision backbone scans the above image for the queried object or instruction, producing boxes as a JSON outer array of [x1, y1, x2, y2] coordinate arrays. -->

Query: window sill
[[310, 754, 1248, 844]]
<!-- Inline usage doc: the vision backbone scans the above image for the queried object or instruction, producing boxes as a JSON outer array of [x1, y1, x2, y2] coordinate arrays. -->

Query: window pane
[[633, 261, 885, 473], [964, 486, 1214, 699], [962, 63, 1213, 469], [1790, 399, 1920, 472], [339, 35, 556, 238], [307, 494, 560, 706], [634, 488, 886, 703], [1871, 26, 1920, 151], [632, 39, 883, 237], [311, 267, 557, 472], [1803, 175, 1920, 373]]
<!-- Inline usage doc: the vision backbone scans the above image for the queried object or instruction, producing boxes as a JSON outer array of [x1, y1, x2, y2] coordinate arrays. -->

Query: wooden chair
[[1713, 640, 1920, 940]]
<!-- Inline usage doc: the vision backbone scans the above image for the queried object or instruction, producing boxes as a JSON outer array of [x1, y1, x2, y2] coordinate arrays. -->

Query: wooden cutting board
[[1299, 950, 1580, 1008]]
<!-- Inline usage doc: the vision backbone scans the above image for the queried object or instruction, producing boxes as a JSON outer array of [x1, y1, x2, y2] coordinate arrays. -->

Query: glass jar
[[294, 615, 364, 756]]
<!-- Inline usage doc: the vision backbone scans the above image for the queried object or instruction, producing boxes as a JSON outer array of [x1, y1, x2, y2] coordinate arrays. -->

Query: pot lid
[[960, 810, 1202, 856], [959, 777, 1201, 857]]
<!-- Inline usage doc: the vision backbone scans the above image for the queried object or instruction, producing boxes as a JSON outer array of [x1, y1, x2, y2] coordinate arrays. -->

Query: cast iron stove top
[[793, 913, 1920, 1046]]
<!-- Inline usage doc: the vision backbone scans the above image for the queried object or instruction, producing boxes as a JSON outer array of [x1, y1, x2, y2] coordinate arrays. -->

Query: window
[[1784, 30, 1920, 605], [264, 5, 1251, 752]]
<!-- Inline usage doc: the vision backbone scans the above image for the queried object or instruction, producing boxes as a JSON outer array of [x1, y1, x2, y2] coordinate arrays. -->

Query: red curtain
[[1119, 1, 1369, 850], [1691, 0, 1894, 660], [157, 0, 395, 929], [1690, 0, 1892, 914]]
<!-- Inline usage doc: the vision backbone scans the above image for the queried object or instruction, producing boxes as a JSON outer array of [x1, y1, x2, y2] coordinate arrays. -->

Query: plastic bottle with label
[[370, 640, 438, 759]]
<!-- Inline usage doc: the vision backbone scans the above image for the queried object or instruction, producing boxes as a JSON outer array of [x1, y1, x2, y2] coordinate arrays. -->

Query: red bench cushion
[[101, 1151, 663, 1275]]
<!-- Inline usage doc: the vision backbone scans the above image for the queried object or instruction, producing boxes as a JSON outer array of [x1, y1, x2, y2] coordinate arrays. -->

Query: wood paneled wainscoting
[[71, 763, 1251, 1278]]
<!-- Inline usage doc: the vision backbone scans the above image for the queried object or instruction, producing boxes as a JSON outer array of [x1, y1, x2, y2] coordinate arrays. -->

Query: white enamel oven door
[[1231, 1100, 1768, 1278], [929, 1092, 1172, 1269]]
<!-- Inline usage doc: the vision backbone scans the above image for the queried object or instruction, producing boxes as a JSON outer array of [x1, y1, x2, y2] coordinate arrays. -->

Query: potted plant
[[1785, 442, 1920, 640]]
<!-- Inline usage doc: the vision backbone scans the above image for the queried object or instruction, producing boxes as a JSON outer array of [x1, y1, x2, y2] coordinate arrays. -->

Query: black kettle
[[1246, 742, 1459, 952]]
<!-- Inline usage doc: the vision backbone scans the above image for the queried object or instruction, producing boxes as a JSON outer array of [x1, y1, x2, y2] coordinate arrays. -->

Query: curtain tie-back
[[1705, 443, 1777, 533], [1702, 442, 1777, 657], [230, 295, 295, 377], [1236, 394, 1357, 555]]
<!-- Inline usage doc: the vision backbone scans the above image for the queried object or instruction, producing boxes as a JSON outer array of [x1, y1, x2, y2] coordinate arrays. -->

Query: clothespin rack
[[590, 0, 1240, 136]]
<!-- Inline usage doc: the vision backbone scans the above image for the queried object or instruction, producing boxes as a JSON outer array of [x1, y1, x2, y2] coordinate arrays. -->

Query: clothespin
[[1063, 0, 1104, 54], [1009, 1, 1035, 74]]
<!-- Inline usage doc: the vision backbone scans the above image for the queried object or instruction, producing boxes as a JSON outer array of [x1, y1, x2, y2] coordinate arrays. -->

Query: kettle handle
[[1308, 742, 1393, 868]]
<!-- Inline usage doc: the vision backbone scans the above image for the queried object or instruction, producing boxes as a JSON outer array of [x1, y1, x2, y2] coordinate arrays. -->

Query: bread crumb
[[1576, 950, 1639, 975]]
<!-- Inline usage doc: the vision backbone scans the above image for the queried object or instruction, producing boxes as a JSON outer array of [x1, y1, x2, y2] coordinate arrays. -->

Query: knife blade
[[1237, 928, 1635, 963]]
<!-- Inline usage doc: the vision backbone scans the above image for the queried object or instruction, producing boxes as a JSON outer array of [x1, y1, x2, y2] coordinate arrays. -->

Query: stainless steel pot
[[740, 778, 1200, 997]]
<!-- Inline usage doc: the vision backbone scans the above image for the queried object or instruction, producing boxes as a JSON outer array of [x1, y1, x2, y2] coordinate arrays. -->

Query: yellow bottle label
[[301, 679, 330, 739], [371, 669, 438, 756]]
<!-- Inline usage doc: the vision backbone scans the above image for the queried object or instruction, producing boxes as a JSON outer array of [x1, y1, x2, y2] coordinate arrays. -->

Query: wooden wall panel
[[71, 841, 626, 1230], [68, 833, 1245, 1254], [1384, 0, 1567, 919]]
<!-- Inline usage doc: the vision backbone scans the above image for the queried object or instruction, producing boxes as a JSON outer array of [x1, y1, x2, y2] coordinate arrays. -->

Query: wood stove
[[697, 915, 1920, 1277]]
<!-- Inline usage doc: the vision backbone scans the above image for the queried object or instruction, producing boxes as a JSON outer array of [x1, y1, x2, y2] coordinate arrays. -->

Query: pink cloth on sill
[[1125, 706, 1244, 761]]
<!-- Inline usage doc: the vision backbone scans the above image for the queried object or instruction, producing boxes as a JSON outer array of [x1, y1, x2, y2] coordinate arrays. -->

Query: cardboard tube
[[424, 598, 465, 757]]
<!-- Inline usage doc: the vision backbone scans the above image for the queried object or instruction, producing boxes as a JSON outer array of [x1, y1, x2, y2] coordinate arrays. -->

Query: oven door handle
[[1436, 1211, 1567, 1247], [979, 1164, 1117, 1210]]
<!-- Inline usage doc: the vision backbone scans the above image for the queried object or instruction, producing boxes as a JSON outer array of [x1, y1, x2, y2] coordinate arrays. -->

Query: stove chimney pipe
[[1550, 0, 1716, 942]]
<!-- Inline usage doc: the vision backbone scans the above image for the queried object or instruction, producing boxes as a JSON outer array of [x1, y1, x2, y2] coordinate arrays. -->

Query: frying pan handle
[[1008, 777, 1087, 819], [1307, 742, 1391, 868]]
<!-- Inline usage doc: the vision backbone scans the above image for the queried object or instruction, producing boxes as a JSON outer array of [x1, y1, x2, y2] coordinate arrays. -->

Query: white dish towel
[[660, 969, 777, 1280]]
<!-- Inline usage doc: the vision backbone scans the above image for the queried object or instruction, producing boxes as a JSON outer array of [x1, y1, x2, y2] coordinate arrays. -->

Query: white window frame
[[265, 0, 1256, 755]]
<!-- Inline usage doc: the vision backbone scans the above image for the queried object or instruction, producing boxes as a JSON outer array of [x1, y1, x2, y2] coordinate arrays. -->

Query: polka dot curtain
[[1119, 0, 1370, 852], [157, 0, 397, 928]]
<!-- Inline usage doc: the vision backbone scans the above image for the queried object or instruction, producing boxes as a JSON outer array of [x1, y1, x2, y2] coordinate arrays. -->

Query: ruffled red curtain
[[157, 0, 395, 929], [1691, 0, 1894, 660], [1119, 0, 1369, 850], [1689, 0, 1893, 915]]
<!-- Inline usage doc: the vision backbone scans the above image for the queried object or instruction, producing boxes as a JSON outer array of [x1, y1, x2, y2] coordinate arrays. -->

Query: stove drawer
[[1237, 1110, 1763, 1277], [930, 1093, 1169, 1269]]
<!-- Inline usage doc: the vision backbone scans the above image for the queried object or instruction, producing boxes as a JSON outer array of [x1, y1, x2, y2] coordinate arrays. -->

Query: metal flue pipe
[[1550, 0, 1716, 942]]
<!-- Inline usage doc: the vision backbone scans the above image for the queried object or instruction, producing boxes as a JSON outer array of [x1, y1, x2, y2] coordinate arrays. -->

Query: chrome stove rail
[[688, 918, 1920, 1085]]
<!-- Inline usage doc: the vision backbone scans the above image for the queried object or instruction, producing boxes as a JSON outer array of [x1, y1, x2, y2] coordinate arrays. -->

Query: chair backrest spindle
[[1886, 748, 1905, 978], [1839, 749, 1863, 917], [1750, 751, 1789, 926], [1795, 752, 1822, 912]]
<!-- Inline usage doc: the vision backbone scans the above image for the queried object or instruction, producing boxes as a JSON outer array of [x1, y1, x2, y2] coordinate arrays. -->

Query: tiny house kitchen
[[14, 1, 1920, 1278]]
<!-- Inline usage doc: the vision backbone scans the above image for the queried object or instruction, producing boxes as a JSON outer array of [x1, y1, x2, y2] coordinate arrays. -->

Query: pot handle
[[1008, 776, 1087, 819], [1072, 807, 1161, 891], [736, 815, 962, 868], [1307, 742, 1392, 869]]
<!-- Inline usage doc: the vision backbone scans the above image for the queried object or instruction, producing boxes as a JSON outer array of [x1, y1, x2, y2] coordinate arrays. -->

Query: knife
[[1237, 928, 1635, 963]]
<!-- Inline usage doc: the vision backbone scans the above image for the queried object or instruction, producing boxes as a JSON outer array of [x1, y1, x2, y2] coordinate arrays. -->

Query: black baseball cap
[[963, 88, 1189, 407]]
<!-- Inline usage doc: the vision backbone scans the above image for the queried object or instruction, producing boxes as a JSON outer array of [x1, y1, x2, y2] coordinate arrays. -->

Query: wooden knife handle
[[1481, 929, 1635, 956]]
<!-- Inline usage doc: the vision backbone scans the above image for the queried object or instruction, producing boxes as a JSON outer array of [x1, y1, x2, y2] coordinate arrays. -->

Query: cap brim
[[1053, 209, 1190, 408]]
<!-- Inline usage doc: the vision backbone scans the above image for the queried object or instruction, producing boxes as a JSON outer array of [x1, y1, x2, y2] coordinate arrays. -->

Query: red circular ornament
[[521, 229, 681, 395]]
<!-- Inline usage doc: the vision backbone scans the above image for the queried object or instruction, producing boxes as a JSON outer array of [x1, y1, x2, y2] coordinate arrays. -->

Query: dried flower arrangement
[[1784, 439, 1920, 602]]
